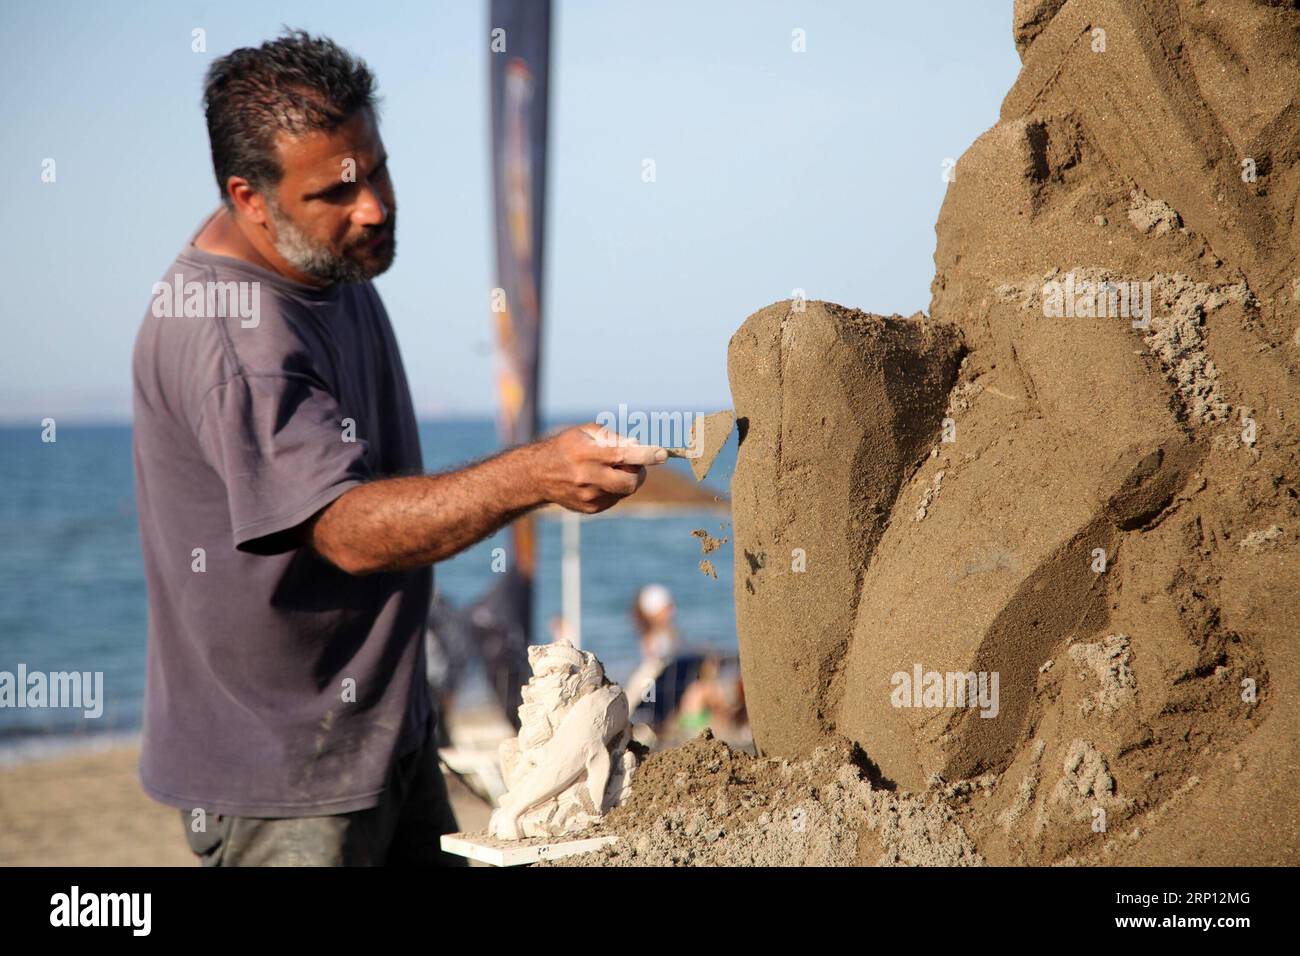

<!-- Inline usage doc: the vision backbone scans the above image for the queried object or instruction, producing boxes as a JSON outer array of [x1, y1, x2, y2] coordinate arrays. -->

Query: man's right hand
[[527, 424, 667, 514]]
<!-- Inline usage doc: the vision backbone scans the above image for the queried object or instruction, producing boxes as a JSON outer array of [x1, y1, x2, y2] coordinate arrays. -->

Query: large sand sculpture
[[728, 0, 1298, 864], [730, 304, 965, 756]]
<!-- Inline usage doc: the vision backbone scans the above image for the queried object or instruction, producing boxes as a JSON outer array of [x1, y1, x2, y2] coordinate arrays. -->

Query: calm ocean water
[[0, 419, 737, 760]]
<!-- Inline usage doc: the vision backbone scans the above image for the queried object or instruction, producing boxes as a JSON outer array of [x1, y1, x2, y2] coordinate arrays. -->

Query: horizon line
[[0, 406, 734, 428]]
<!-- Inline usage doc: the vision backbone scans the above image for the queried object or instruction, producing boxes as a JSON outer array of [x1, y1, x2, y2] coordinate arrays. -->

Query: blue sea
[[0, 419, 737, 761]]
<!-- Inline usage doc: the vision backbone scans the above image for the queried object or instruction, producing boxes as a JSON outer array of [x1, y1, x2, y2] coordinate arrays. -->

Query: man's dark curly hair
[[202, 30, 378, 205]]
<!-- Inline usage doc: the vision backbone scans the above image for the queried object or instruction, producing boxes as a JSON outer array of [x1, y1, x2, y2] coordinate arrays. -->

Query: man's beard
[[266, 200, 397, 285]]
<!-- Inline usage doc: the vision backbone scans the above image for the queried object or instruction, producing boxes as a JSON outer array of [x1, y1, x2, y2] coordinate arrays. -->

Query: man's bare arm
[[306, 424, 665, 575]]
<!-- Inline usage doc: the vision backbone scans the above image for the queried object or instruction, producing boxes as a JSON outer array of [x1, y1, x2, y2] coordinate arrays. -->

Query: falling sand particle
[[691, 528, 727, 554]]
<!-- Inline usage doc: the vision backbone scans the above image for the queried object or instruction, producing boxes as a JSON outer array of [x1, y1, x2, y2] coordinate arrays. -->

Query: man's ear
[[226, 177, 269, 225]]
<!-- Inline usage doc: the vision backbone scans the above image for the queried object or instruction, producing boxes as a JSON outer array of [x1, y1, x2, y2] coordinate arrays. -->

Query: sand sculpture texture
[[725, 0, 1299, 865], [488, 641, 638, 840]]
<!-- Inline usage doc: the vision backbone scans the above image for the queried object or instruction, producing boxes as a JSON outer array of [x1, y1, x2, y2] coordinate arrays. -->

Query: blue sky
[[0, 0, 1019, 422]]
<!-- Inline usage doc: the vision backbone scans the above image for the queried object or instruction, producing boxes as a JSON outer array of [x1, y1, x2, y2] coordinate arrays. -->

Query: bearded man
[[131, 31, 663, 866]]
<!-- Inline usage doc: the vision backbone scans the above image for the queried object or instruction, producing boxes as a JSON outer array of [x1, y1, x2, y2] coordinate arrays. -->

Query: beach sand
[[0, 719, 497, 867]]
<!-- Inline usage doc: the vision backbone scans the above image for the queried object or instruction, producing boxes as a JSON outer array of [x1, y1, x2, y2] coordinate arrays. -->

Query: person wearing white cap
[[635, 584, 676, 655], [625, 584, 679, 715]]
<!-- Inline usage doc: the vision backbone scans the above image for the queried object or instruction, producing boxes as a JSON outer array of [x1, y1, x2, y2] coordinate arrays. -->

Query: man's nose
[[352, 186, 388, 227]]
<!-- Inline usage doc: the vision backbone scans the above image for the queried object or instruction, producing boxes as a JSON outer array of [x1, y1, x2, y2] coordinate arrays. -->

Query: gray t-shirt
[[131, 220, 432, 817]]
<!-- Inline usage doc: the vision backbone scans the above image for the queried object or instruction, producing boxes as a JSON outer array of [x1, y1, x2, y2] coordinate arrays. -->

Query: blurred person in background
[[625, 584, 679, 731], [632, 583, 678, 659], [673, 654, 733, 740]]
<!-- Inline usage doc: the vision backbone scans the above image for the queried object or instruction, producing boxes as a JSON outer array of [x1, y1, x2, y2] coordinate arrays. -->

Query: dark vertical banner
[[490, 0, 549, 459], [426, 1, 552, 730], [478, 0, 551, 718], [426, 1, 552, 731]]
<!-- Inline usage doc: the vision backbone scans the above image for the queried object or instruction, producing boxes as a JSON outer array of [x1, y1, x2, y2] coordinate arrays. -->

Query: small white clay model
[[488, 640, 638, 840]]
